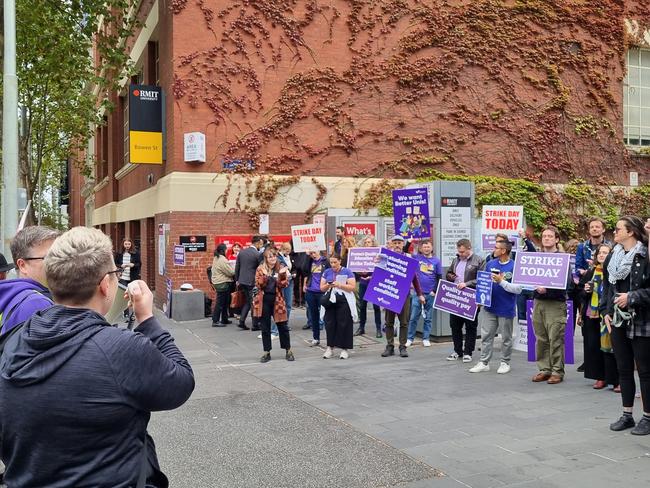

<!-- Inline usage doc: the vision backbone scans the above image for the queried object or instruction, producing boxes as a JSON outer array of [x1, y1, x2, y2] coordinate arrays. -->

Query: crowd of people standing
[[209, 216, 650, 437]]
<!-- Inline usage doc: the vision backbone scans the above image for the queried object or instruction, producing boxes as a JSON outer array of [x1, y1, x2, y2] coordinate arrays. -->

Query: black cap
[[0, 252, 15, 273]]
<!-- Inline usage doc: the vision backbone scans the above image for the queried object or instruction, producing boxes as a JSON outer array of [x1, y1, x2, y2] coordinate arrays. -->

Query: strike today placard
[[291, 224, 326, 252], [512, 252, 571, 290], [481, 205, 524, 234]]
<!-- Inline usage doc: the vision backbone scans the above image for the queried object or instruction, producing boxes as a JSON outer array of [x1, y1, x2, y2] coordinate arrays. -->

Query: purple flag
[[364, 248, 418, 313], [392, 187, 431, 239], [347, 247, 381, 273], [512, 252, 571, 290], [433, 280, 478, 321], [526, 300, 574, 364]]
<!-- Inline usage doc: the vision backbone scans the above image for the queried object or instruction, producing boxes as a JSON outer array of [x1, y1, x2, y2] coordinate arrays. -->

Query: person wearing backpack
[[0, 226, 60, 335]]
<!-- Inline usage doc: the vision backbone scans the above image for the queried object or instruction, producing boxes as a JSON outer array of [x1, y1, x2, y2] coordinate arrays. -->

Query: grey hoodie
[[0, 305, 194, 487]]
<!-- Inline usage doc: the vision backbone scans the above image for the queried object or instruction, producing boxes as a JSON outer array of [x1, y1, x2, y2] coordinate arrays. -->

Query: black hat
[[0, 252, 15, 273]]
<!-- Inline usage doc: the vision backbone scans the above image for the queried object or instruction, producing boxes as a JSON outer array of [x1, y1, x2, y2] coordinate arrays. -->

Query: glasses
[[22, 256, 45, 261]]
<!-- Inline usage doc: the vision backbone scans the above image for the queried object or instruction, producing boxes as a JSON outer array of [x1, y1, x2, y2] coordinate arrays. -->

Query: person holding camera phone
[[254, 248, 294, 363], [469, 240, 522, 375], [0, 227, 194, 488], [320, 254, 357, 359], [578, 243, 619, 391]]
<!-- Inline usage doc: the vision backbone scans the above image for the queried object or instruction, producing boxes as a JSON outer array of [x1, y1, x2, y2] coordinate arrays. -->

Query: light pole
[[2, 0, 19, 256]]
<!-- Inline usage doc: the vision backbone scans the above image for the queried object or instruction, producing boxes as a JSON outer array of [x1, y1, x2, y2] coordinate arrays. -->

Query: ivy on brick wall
[[354, 170, 650, 239], [170, 1, 649, 228]]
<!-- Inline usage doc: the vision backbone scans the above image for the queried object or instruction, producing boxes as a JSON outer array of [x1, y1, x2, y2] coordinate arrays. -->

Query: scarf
[[587, 265, 603, 319], [607, 241, 646, 284]]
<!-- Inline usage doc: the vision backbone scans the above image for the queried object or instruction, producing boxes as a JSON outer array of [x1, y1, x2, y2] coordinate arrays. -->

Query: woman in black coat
[[602, 216, 650, 435], [114, 238, 141, 285]]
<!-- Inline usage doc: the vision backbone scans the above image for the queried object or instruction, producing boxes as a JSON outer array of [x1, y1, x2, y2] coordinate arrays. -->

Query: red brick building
[[70, 1, 650, 303]]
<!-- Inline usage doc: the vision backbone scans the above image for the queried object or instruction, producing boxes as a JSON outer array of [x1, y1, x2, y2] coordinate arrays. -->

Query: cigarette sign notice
[[291, 224, 326, 252]]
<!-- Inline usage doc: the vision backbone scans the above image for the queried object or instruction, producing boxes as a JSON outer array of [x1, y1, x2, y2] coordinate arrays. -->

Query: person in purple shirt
[[0, 226, 60, 335], [406, 240, 442, 348], [303, 250, 330, 346]]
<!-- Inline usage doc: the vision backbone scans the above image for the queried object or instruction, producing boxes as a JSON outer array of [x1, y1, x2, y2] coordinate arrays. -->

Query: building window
[[122, 96, 129, 165], [624, 47, 650, 147]]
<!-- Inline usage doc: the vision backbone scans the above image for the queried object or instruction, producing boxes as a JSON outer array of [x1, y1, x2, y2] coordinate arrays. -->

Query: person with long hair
[[320, 254, 357, 359], [114, 238, 141, 286], [531, 226, 570, 385], [340, 236, 357, 267], [253, 248, 294, 363], [211, 243, 235, 327], [578, 243, 619, 390], [602, 216, 650, 435], [355, 235, 382, 338]]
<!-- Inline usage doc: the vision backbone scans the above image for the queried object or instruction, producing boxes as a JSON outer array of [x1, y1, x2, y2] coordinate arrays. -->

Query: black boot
[[399, 345, 409, 358], [260, 352, 271, 363], [354, 328, 365, 336], [610, 414, 635, 431], [381, 345, 394, 357]]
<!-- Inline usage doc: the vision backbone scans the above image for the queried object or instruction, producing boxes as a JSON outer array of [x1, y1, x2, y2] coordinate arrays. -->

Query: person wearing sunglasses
[[0, 226, 195, 487], [0, 225, 60, 335]]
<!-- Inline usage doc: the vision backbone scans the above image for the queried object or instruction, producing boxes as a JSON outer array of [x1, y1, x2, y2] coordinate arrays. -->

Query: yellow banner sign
[[130, 130, 163, 164]]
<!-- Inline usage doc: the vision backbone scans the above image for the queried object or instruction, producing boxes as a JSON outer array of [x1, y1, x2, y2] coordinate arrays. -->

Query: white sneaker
[[339, 349, 349, 359], [462, 355, 472, 363], [257, 334, 262, 339], [310, 339, 320, 347], [405, 339, 413, 347], [323, 347, 333, 359], [446, 352, 459, 361], [469, 362, 490, 373], [497, 362, 511, 374], [271, 334, 279, 340], [423, 339, 431, 347]]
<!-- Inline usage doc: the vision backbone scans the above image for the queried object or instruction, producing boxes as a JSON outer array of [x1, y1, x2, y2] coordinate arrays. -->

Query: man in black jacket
[[235, 235, 265, 330]]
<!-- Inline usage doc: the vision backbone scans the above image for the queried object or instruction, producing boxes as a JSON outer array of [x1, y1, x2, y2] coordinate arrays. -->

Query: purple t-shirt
[[307, 258, 327, 292], [322, 267, 354, 285], [414, 254, 442, 294]]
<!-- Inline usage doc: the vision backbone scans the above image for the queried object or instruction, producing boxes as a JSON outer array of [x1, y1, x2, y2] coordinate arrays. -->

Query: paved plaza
[[148, 308, 650, 488]]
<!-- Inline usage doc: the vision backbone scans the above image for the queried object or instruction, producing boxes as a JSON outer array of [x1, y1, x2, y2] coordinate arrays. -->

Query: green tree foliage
[[5, 0, 138, 224]]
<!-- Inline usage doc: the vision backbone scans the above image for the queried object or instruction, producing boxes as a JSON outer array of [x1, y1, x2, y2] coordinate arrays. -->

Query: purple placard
[[173, 245, 186, 266], [481, 234, 520, 251], [512, 252, 571, 290], [392, 187, 431, 239], [526, 300, 574, 364], [347, 247, 381, 273], [433, 280, 478, 321], [364, 248, 418, 313]]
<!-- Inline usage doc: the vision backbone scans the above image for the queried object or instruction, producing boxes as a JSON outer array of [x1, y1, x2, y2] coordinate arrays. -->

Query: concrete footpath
[[148, 308, 650, 488]]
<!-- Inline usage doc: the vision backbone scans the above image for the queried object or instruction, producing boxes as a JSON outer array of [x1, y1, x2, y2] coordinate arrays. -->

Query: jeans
[[478, 310, 514, 364], [305, 290, 324, 341], [283, 281, 293, 320], [358, 280, 381, 331], [407, 292, 434, 341]]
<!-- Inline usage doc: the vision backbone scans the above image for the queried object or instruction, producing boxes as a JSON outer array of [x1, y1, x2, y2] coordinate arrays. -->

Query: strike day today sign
[[291, 224, 326, 252], [481, 205, 524, 234], [512, 252, 571, 290]]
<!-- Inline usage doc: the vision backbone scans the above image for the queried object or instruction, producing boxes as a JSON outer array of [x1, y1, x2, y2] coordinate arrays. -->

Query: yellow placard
[[130, 131, 163, 164]]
